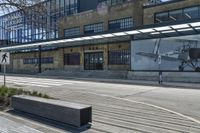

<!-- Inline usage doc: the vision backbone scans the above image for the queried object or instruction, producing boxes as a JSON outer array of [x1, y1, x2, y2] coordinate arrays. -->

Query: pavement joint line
[[0, 111, 65, 133], [1, 74, 200, 89], [6, 79, 73, 86], [75, 91, 200, 125], [38, 76, 200, 89], [93, 113, 200, 132], [0, 77, 89, 85], [3, 76, 88, 84], [92, 111, 200, 128], [2, 75, 187, 89], [117, 88, 159, 98], [12, 82, 50, 88], [2, 76, 118, 85], [0, 115, 43, 133]]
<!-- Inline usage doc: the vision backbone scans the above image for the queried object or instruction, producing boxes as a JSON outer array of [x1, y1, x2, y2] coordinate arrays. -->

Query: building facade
[[143, 0, 200, 25], [57, 0, 145, 71], [0, 0, 107, 45], [1, 0, 200, 74]]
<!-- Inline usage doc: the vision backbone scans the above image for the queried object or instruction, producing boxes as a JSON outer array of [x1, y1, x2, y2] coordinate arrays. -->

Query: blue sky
[[0, 11, 4, 16]]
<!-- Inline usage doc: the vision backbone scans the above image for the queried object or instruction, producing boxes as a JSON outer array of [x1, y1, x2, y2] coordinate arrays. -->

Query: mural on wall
[[131, 35, 200, 72]]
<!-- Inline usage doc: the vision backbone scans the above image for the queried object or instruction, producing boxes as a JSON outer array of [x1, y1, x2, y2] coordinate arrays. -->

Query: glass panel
[[0, 0, 78, 44], [64, 53, 80, 65], [23, 57, 54, 64], [184, 7, 199, 19], [64, 27, 80, 37], [109, 50, 130, 65], [169, 10, 183, 21], [84, 52, 103, 70], [65, 0, 70, 15], [99, 0, 122, 5], [155, 12, 169, 23], [84, 23, 104, 34], [109, 17, 133, 30], [56, 0, 60, 10]]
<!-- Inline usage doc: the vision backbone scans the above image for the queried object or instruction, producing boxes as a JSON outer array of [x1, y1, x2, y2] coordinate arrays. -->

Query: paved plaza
[[0, 75, 200, 132]]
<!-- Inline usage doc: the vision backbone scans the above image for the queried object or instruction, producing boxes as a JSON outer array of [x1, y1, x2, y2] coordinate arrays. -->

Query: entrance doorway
[[84, 52, 103, 70]]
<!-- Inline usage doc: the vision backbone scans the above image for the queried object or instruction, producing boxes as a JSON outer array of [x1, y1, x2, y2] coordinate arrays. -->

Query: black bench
[[11, 95, 92, 127]]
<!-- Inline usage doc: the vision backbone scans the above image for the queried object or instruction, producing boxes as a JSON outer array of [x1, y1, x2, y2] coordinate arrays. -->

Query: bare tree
[[0, 0, 49, 45], [0, 0, 44, 14]]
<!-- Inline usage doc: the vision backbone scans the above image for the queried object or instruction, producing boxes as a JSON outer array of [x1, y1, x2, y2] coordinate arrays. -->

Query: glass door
[[84, 52, 103, 70]]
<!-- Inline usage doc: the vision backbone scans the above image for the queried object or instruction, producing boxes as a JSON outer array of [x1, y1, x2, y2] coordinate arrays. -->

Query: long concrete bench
[[11, 95, 92, 127]]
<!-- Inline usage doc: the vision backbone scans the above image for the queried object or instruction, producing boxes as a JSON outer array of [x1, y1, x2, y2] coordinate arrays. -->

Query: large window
[[111, 0, 123, 5], [84, 23, 104, 34], [155, 12, 169, 23], [23, 57, 54, 64], [108, 50, 130, 65], [0, 0, 79, 45], [99, 0, 124, 6], [64, 27, 80, 37], [109, 17, 133, 31], [64, 53, 80, 65], [169, 10, 183, 21], [155, 5, 200, 23], [184, 7, 199, 19]]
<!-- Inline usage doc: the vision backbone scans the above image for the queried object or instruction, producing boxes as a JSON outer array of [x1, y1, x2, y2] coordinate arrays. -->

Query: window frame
[[23, 57, 54, 64], [64, 53, 80, 65], [154, 5, 200, 23], [64, 26, 80, 38], [84, 22, 104, 35], [108, 17, 134, 31], [108, 49, 131, 65]]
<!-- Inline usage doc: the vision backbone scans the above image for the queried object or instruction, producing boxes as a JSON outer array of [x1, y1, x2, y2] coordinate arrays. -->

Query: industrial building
[[0, 0, 200, 80]]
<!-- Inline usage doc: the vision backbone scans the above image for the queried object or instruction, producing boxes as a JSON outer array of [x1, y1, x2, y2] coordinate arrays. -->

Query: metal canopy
[[1, 18, 200, 51]]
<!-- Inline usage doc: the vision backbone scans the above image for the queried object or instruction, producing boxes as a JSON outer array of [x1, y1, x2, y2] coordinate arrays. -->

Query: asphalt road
[[0, 75, 200, 133]]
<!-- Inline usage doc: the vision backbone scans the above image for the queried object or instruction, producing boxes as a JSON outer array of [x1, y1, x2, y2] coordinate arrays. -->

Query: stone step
[[39, 70, 128, 79], [38, 70, 200, 83]]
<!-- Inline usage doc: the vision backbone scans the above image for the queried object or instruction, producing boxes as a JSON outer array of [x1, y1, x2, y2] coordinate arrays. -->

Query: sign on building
[[131, 36, 200, 72], [0, 52, 10, 65]]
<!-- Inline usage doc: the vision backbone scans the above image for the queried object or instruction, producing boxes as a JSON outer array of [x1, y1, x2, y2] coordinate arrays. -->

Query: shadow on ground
[[7, 109, 91, 133]]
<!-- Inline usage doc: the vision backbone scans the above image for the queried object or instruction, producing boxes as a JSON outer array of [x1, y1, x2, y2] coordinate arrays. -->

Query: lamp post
[[38, 45, 42, 73], [158, 55, 162, 85]]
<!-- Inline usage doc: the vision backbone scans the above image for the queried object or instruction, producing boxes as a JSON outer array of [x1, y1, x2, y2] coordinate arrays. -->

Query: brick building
[[1, 0, 200, 74]]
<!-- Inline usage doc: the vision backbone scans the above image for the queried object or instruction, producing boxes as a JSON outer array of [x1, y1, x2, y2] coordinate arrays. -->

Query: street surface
[[0, 75, 200, 132]]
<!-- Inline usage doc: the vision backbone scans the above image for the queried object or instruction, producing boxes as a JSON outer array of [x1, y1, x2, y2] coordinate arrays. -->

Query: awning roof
[[1, 18, 200, 51]]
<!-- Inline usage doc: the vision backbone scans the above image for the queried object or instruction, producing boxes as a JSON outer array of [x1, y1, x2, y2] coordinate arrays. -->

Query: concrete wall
[[127, 71, 200, 83], [143, 0, 200, 25]]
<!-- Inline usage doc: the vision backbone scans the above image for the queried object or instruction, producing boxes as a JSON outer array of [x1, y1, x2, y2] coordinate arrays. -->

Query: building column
[[57, 48, 65, 70], [103, 44, 108, 70], [81, 47, 84, 70]]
